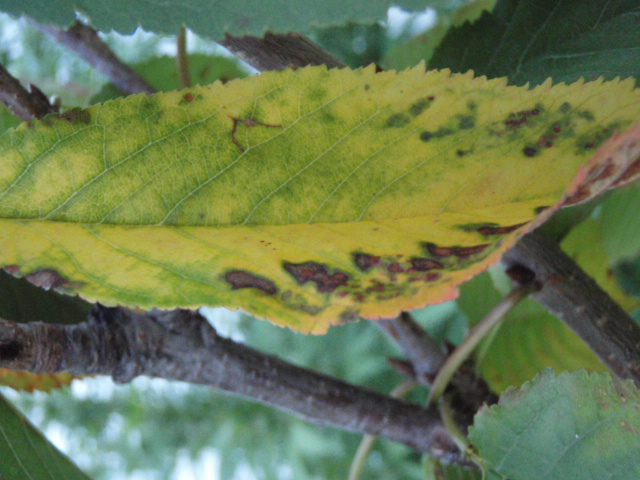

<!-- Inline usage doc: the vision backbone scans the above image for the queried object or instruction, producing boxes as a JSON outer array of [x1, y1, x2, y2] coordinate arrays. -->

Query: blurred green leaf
[[470, 370, 640, 480], [0, 270, 91, 325], [430, 0, 640, 86], [598, 183, 640, 263], [313, 23, 387, 68], [0, 392, 90, 480], [423, 456, 481, 480], [383, 0, 497, 70], [91, 54, 247, 103], [1, 0, 434, 39]]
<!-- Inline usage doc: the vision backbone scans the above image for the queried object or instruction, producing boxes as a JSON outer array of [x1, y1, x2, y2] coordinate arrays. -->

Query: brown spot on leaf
[[386, 262, 404, 273], [523, 146, 538, 157], [409, 258, 444, 271], [183, 92, 194, 102], [225, 270, 277, 295], [425, 242, 489, 258], [283, 261, 349, 293], [25, 269, 70, 290], [353, 253, 381, 272], [474, 222, 527, 236], [612, 156, 640, 187]]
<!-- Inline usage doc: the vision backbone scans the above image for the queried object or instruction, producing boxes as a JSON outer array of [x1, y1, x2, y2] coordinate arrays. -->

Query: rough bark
[[0, 306, 471, 466]]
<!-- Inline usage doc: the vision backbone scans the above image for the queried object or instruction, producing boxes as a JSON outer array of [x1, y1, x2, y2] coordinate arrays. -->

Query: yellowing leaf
[[0, 369, 75, 392], [1, 65, 639, 332]]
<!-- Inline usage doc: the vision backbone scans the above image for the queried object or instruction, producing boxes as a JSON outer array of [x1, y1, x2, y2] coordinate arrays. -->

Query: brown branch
[[219, 32, 345, 71], [32, 20, 155, 95], [503, 230, 640, 386], [0, 63, 57, 121], [0, 306, 474, 467], [176, 27, 191, 88]]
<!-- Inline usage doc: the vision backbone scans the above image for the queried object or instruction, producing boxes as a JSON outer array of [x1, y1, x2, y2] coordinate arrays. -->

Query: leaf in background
[[0, 270, 91, 325], [430, 0, 640, 87], [423, 456, 482, 480], [598, 182, 640, 263], [469, 370, 640, 480], [0, 392, 90, 480], [457, 214, 638, 393], [0, 0, 431, 39], [1, 66, 640, 332], [91, 54, 247, 104], [382, 0, 497, 71], [313, 22, 388, 69]]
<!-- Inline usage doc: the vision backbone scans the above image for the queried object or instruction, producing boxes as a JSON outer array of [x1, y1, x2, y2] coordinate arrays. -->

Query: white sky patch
[[386, 6, 438, 38]]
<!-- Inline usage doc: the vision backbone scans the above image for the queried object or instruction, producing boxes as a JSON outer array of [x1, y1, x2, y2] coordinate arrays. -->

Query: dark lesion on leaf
[[352, 252, 381, 272], [228, 116, 282, 152], [385, 113, 411, 128], [424, 242, 489, 258], [462, 222, 528, 236], [408, 258, 443, 271], [283, 261, 349, 293], [224, 270, 278, 295]]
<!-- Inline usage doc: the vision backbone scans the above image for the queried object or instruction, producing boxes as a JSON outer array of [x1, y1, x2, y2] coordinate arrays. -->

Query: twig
[[219, 32, 345, 71], [0, 306, 474, 467], [0, 63, 57, 121], [378, 313, 498, 429], [428, 283, 537, 405], [377, 312, 446, 384], [348, 379, 416, 480], [176, 27, 191, 88], [503, 230, 640, 386], [31, 20, 155, 95]]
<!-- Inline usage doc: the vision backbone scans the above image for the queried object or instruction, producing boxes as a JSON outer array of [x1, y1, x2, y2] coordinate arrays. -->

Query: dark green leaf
[[0, 269, 91, 324], [0, 0, 432, 39], [0, 392, 90, 480], [430, 0, 640, 86]]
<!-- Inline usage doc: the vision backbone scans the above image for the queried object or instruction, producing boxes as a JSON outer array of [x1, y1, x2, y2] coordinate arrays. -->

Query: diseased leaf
[[0, 65, 639, 332], [430, 0, 640, 87], [0, 0, 429, 39], [0, 392, 90, 480], [469, 370, 640, 480], [0, 369, 75, 392]]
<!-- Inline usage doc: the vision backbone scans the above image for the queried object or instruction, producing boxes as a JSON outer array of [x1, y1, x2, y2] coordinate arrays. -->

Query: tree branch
[[0, 63, 57, 121], [32, 20, 155, 95], [503, 230, 640, 386], [220, 32, 345, 71], [0, 306, 473, 467]]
